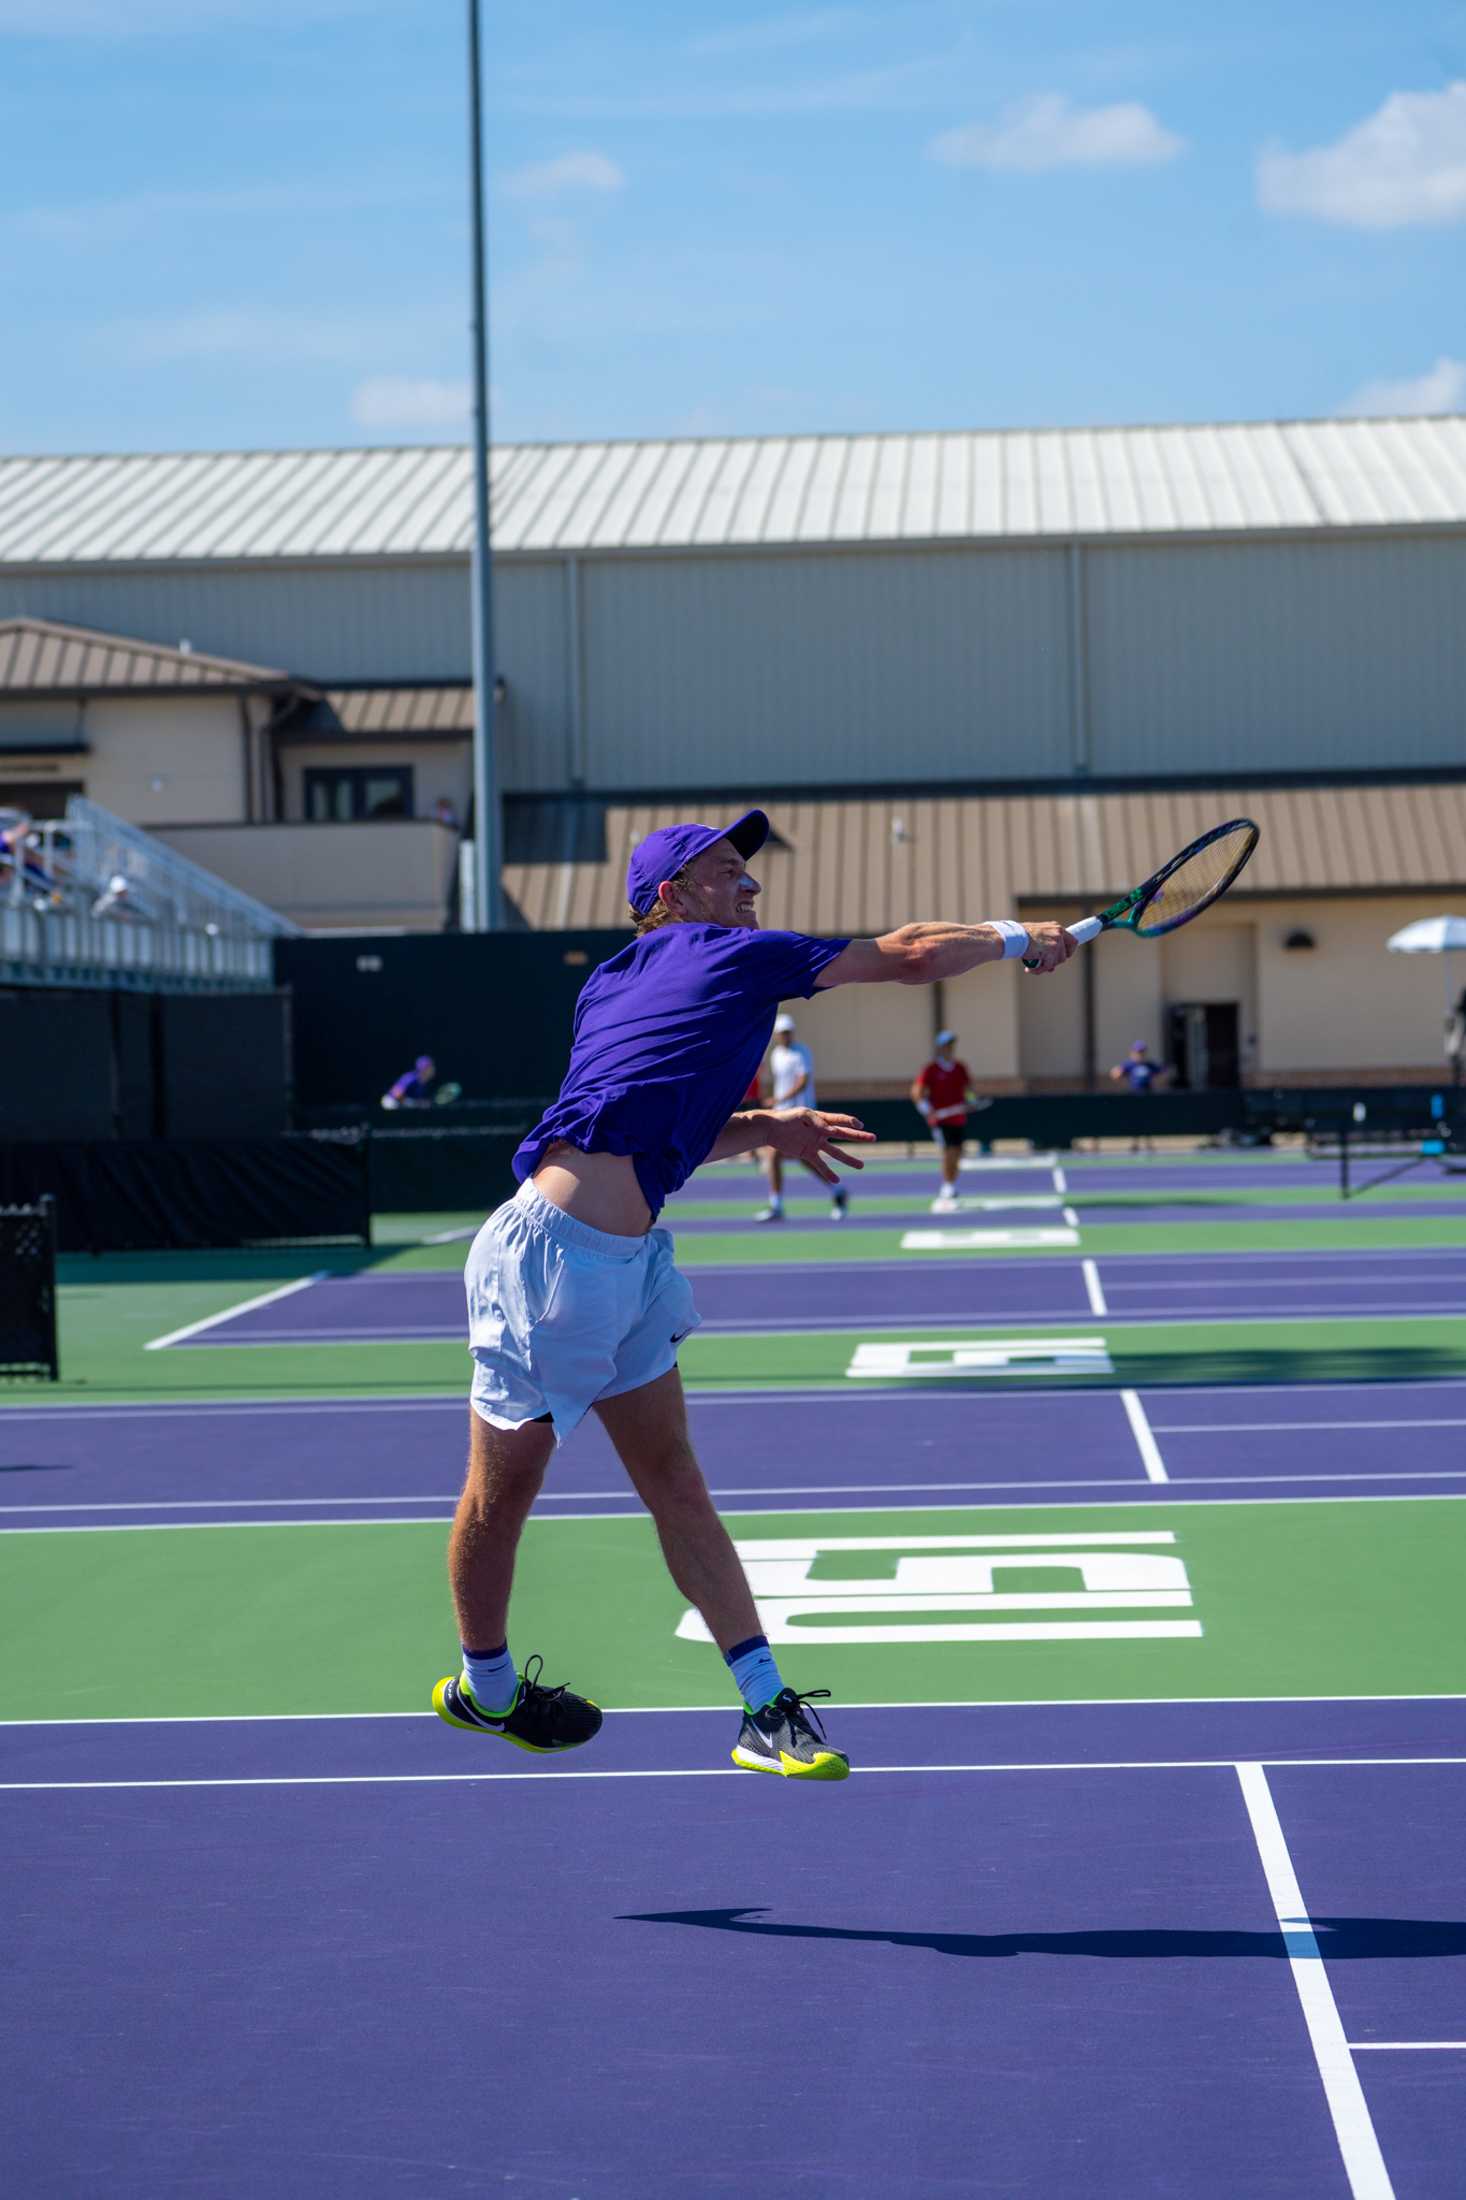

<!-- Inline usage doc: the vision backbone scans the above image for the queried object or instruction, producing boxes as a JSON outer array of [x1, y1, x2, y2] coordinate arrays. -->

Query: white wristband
[[987, 919, 1030, 960]]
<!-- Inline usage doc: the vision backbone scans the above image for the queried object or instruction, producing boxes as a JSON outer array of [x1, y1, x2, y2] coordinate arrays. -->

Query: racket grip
[[1022, 914, 1104, 970]]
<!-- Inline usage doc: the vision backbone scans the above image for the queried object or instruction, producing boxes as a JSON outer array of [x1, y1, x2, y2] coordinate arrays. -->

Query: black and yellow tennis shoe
[[732, 1687, 850, 1781], [432, 1654, 602, 1754]]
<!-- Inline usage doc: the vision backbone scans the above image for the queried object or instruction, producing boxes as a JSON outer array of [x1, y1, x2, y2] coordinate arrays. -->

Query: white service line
[[1120, 1389, 1168, 1482], [1152, 1419, 1466, 1434], [1052, 1163, 1068, 1193], [143, 1272, 329, 1352], [1235, 1762, 1395, 2200], [1081, 1258, 1108, 1315], [6, 1752, 1466, 1792], [1348, 2042, 1466, 2052], [1062, 1206, 1080, 1228]]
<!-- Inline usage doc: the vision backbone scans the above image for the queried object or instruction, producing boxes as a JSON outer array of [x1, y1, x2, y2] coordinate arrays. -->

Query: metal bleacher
[[0, 795, 299, 991]]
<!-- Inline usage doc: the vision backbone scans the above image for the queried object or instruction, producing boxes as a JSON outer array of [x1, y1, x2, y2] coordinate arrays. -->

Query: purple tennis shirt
[[513, 923, 850, 1218]]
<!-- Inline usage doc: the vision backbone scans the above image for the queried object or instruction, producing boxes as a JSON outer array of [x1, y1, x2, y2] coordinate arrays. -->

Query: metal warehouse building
[[2, 414, 1465, 1091]]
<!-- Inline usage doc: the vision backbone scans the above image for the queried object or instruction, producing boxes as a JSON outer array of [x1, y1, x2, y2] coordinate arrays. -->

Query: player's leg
[[447, 1407, 553, 1661], [933, 1125, 960, 1208], [594, 1367, 848, 1780], [756, 1143, 784, 1221], [434, 1406, 600, 1750]]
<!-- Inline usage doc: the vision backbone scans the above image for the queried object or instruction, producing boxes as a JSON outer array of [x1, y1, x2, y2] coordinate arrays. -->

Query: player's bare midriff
[[533, 1143, 654, 1237]]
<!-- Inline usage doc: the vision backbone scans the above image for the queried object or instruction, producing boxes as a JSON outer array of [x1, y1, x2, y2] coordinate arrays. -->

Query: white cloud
[[929, 93, 1183, 174], [502, 150, 626, 202], [350, 376, 473, 432], [1258, 81, 1466, 230], [1338, 356, 1466, 417]]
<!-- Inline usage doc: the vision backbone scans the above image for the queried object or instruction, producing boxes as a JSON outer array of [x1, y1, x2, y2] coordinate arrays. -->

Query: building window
[[0, 779, 84, 820], [304, 766, 415, 821]]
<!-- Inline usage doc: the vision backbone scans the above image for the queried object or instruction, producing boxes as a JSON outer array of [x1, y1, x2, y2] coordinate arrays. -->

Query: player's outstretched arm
[[817, 921, 1074, 987], [707, 1108, 874, 1184]]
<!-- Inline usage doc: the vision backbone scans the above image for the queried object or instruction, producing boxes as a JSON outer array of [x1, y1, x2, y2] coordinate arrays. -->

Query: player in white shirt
[[756, 1013, 848, 1222]]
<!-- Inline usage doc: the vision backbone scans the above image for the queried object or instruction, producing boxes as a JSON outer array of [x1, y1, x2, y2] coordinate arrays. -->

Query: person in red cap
[[911, 1028, 979, 1211], [434, 808, 1076, 1779]]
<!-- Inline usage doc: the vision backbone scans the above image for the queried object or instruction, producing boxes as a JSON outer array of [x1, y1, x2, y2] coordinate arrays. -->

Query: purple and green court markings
[[667, 1213, 1466, 1264], [4, 1498, 1466, 1722], [12, 1759, 1444, 2199], [162, 1250, 1466, 1348], [9, 1386, 1466, 1528], [26, 1304, 1466, 1405]]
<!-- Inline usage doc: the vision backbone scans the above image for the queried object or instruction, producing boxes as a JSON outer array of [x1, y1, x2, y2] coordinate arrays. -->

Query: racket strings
[[1136, 825, 1257, 936]]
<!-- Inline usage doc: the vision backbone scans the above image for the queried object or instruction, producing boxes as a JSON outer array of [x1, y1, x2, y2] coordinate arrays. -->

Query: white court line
[[1081, 1258, 1108, 1315], [1052, 1164, 1068, 1194], [1153, 1419, 1466, 1434], [1121, 1390, 1168, 1482], [8, 1469, 1461, 1522], [1062, 1206, 1079, 1228], [421, 1226, 476, 1244], [4, 1693, 1462, 1729], [1236, 1762, 1394, 2200], [8, 1376, 1466, 1424], [143, 1272, 328, 1352], [1349, 2042, 1466, 2052], [8, 1489, 1466, 1534], [4, 1753, 1464, 1794]]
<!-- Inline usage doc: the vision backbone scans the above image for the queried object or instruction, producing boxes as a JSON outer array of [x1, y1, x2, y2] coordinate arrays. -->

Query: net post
[[41, 1193, 59, 1380]]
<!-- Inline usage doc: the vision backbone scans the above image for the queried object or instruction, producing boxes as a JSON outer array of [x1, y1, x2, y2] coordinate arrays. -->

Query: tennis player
[[434, 809, 1075, 1779], [911, 1028, 978, 1211], [1110, 1040, 1165, 1153], [756, 1012, 848, 1222]]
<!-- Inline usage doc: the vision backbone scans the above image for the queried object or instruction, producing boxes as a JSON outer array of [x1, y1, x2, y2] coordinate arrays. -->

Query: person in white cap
[[756, 1012, 846, 1222], [912, 1028, 978, 1209]]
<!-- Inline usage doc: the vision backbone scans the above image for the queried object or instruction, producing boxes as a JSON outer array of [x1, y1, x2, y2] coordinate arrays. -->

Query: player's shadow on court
[[621, 1908, 1466, 1961]]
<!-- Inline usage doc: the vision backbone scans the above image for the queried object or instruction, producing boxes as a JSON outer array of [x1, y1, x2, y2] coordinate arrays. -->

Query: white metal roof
[[1, 415, 1464, 566]]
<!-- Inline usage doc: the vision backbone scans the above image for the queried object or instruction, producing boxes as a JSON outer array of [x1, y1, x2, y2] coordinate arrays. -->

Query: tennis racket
[[434, 1080, 463, 1107], [1024, 818, 1260, 969]]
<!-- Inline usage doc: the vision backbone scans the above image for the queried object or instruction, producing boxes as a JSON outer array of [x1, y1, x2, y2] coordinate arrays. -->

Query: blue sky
[[2, 0, 1464, 453]]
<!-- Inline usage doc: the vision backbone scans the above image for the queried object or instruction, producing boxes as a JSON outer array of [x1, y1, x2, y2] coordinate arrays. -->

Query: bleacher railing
[[0, 796, 296, 991]]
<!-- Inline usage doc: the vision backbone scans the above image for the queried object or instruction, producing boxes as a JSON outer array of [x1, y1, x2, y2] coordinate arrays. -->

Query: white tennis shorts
[[465, 1179, 701, 1442]]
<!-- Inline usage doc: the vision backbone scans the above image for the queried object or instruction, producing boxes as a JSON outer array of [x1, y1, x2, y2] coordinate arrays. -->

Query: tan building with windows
[[2, 416, 1464, 1084], [0, 617, 466, 931]]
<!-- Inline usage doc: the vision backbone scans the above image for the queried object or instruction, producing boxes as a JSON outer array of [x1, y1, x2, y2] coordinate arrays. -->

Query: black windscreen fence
[[0, 1134, 369, 1253], [0, 1198, 59, 1379], [275, 930, 625, 1111]]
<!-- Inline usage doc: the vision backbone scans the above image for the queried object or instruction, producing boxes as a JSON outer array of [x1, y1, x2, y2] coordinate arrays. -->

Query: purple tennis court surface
[[161, 1247, 1466, 1347], [6, 1383, 1466, 1528], [5, 1699, 1464, 2198]]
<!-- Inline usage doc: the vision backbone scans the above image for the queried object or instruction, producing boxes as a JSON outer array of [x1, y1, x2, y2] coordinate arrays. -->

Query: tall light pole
[[466, 0, 500, 930]]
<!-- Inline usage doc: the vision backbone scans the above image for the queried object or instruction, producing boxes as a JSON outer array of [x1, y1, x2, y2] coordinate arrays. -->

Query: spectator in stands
[[382, 1054, 437, 1110]]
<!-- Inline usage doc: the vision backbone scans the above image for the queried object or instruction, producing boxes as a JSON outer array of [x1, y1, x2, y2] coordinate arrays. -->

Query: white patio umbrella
[[1387, 916, 1466, 954], [1387, 916, 1466, 1076]]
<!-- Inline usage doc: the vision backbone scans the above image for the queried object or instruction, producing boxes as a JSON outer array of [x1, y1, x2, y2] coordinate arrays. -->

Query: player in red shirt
[[911, 1029, 977, 1212]]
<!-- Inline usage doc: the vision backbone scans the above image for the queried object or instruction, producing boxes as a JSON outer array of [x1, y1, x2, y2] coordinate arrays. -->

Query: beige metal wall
[[578, 546, 1073, 789], [1086, 536, 1466, 776]]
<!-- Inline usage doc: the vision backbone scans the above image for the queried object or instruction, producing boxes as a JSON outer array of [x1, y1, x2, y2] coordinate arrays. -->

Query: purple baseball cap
[[625, 808, 769, 917]]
